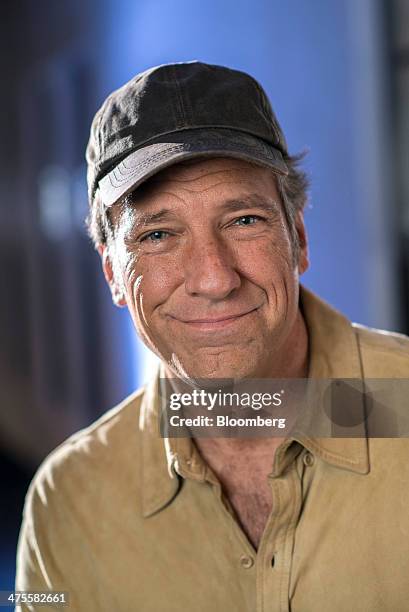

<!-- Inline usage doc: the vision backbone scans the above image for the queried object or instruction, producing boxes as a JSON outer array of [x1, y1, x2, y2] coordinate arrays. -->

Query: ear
[[96, 244, 127, 307], [295, 211, 309, 275]]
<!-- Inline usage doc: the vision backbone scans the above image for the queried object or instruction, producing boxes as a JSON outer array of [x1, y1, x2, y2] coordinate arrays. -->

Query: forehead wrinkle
[[120, 190, 187, 227], [149, 164, 246, 185], [116, 177, 281, 235], [122, 192, 280, 229], [148, 176, 267, 197]]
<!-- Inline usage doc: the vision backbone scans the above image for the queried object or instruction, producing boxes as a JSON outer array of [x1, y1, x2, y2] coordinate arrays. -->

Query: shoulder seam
[[353, 323, 409, 358]]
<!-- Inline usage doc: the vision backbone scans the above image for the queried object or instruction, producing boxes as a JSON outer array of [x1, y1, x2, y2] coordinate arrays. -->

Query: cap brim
[[98, 128, 288, 208]]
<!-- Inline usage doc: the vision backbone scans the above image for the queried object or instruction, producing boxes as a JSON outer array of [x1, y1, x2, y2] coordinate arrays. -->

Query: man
[[16, 62, 409, 611]]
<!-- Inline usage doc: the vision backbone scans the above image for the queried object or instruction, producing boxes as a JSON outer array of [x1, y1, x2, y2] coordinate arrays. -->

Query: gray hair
[[275, 152, 310, 260]]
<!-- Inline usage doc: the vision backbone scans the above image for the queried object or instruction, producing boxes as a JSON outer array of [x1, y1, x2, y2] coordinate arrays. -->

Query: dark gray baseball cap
[[86, 61, 289, 208]]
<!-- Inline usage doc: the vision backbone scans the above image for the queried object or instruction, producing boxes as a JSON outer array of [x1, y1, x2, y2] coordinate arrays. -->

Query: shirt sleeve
[[15, 478, 60, 611], [14, 450, 76, 612], [13, 419, 127, 612]]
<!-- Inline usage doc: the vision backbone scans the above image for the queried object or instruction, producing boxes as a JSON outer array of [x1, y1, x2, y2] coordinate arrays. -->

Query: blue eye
[[141, 230, 169, 242], [234, 215, 260, 226]]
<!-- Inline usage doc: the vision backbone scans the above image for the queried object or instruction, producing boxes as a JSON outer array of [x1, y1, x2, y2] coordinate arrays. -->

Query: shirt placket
[[256, 459, 303, 612], [202, 442, 304, 612]]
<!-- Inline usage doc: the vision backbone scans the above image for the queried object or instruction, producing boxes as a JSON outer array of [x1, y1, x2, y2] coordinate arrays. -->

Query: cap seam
[[90, 102, 112, 201], [171, 64, 188, 128], [108, 123, 281, 153], [254, 81, 281, 145], [96, 98, 111, 166]]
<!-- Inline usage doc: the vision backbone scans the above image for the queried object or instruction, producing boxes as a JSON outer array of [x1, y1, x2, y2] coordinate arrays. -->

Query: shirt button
[[303, 451, 314, 467], [240, 555, 254, 569]]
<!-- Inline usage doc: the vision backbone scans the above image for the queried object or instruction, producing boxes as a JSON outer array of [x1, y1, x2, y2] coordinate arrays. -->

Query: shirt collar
[[139, 372, 180, 517], [139, 285, 369, 517], [294, 286, 369, 475], [139, 366, 207, 518]]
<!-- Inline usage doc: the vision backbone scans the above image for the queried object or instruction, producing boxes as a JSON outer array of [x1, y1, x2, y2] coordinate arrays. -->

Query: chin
[[162, 338, 268, 381], [172, 356, 260, 383]]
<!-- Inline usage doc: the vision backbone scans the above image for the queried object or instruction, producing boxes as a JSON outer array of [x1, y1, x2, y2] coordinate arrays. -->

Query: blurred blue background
[[1, 0, 408, 601]]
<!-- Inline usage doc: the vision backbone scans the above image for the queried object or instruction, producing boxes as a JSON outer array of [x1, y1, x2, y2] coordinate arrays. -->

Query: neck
[[269, 307, 309, 379]]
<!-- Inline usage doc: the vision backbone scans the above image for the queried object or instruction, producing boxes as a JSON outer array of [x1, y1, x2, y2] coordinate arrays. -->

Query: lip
[[167, 307, 261, 331]]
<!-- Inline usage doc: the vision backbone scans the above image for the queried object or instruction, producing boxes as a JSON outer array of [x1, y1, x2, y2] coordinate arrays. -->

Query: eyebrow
[[220, 195, 280, 216], [124, 194, 280, 229], [127, 208, 179, 228]]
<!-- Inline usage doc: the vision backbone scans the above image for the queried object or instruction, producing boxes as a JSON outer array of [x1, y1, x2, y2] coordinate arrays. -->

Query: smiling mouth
[[168, 307, 261, 331]]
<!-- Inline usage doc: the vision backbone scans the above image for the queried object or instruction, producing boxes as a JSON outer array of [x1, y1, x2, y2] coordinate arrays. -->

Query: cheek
[[236, 235, 295, 281], [127, 257, 181, 325], [128, 262, 184, 360]]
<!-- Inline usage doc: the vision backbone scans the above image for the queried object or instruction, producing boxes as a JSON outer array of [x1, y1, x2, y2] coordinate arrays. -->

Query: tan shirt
[[15, 287, 409, 611]]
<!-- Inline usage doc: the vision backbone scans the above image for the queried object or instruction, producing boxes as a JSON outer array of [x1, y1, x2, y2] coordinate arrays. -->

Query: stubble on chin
[[167, 340, 263, 381]]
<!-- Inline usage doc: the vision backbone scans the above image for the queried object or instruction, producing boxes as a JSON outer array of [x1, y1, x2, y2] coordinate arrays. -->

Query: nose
[[183, 233, 241, 300]]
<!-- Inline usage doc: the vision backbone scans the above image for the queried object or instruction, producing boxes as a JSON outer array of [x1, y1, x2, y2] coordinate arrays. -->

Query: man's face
[[100, 158, 308, 380]]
